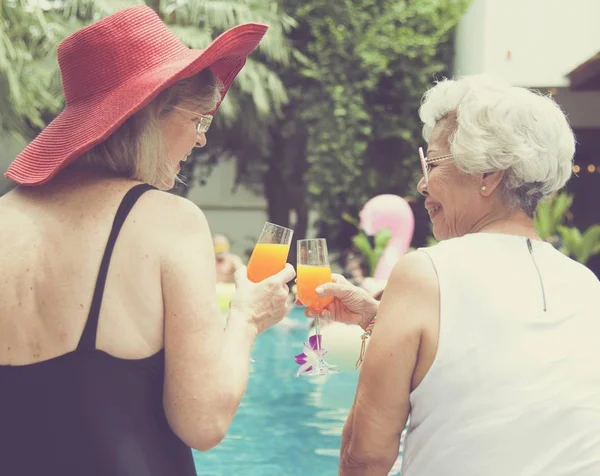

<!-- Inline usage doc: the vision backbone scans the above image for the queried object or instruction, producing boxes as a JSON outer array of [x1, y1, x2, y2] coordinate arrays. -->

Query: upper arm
[[343, 250, 439, 469], [157, 195, 224, 444], [159, 195, 220, 338]]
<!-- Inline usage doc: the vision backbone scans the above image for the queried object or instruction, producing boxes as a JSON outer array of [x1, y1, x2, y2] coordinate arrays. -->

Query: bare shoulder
[[376, 250, 439, 352], [136, 189, 210, 236], [385, 250, 438, 297]]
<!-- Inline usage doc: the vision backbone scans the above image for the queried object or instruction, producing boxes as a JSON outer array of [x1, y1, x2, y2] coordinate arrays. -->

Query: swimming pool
[[193, 308, 403, 475]]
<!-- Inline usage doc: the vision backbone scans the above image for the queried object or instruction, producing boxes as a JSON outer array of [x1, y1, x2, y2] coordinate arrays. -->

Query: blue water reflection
[[194, 308, 402, 475]]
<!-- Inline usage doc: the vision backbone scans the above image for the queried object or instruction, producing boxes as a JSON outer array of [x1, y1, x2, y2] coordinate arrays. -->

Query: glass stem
[[314, 316, 321, 352]]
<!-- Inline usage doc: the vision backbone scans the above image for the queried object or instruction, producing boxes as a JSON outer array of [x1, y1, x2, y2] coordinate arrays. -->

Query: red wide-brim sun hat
[[5, 5, 268, 186]]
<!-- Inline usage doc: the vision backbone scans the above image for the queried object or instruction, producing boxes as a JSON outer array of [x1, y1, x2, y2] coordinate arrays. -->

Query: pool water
[[192, 308, 404, 475]]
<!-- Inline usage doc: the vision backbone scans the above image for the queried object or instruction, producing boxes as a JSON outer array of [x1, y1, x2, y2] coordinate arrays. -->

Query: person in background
[[0, 6, 294, 476], [342, 251, 367, 286], [310, 75, 600, 475], [341, 251, 386, 299], [214, 234, 244, 284]]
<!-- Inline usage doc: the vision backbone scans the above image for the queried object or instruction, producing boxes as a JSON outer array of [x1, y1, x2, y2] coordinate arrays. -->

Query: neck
[[56, 165, 121, 183], [469, 208, 539, 240]]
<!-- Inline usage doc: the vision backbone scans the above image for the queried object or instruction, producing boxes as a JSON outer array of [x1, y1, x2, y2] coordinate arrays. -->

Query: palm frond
[[233, 57, 288, 116], [167, 24, 213, 49], [0, 0, 65, 135], [164, 0, 295, 65], [44, 0, 137, 22], [1, 0, 294, 148]]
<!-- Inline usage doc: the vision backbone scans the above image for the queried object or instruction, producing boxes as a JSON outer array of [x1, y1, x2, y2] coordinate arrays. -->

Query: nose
[[417, 177, 428, 196], [194, 132, 207, 148]]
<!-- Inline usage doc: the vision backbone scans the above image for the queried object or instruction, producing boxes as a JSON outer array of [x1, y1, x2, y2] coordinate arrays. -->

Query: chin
[[432, 225, 453, 242]]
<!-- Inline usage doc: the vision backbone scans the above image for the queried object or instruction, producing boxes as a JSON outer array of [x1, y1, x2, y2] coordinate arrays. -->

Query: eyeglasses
[[418, 146, 454, 186], [171, 106, 213, 134]]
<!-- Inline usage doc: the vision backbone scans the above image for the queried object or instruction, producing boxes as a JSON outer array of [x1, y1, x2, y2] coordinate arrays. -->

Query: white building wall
[[453, 0, 488, 79], [186, 158, 268, 258], [454, 0, 600, 87]]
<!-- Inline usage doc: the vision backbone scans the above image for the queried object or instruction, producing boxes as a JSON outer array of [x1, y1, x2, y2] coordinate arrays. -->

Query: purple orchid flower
[[294, 334, 328, 377]]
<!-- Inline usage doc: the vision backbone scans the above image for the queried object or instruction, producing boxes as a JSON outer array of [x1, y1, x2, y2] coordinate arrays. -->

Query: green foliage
[[342, 213, 391, 275], [532, 192, 600, 265], [351, 229, 392, 276], [557, 225, 600, 265], [285, 0, 471, 247], [0, 0, 65, 138], [1, 0, 294, 149], [162, 0, 296, 130], [426, 235, 439, 247], [206, 0, 470, 254], [534, 192, 574, 241]]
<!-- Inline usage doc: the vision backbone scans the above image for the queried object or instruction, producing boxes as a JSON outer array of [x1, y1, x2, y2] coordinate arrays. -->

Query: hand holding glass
[[295, 239, 337, 376], [245, 223, 293, 363]]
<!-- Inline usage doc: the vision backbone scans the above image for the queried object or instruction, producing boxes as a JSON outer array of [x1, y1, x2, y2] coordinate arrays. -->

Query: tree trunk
[[264, 116, 310, 268], [289, 200, 308, 270], [264, 162, 291, 228]]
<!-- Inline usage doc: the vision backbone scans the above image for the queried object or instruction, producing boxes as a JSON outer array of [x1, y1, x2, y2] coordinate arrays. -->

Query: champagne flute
[[247, 222, 293, 283], [246, 222, 293, 363], [295, 238, 337, 377]]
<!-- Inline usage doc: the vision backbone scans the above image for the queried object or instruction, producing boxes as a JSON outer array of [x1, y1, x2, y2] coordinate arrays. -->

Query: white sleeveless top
[[402, 233, 600, 476]]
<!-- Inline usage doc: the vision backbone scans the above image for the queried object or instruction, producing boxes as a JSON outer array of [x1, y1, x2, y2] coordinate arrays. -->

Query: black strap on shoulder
[[77, 183, 157, 351]]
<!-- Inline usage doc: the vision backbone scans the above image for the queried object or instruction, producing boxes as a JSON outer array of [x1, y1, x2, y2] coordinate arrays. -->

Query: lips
[[424, 201, 441, 218]]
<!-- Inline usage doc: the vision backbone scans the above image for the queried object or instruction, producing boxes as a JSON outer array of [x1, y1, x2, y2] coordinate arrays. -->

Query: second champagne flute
[[295, 238, 337, 376]]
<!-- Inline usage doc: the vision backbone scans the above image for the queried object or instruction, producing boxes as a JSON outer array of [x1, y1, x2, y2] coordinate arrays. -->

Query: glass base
[[297, 359, 339, 378]]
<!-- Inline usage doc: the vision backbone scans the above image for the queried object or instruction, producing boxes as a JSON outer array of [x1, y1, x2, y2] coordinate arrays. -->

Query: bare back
[[0, 172, 165, 366], [0, 168, 290, 455]]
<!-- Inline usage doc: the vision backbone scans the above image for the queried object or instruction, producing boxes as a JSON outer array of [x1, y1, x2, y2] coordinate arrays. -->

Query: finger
[[331, 273, 350, 285], [315, 282, 348, 298], [319, 302, 335, 320], [304, 308, 317, 318], [233, 266, 249, 287], [268, 263, 296, 285]]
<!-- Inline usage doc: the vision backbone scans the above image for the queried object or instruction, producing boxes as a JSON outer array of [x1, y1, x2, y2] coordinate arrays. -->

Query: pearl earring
[[481, 185, 487, 192]]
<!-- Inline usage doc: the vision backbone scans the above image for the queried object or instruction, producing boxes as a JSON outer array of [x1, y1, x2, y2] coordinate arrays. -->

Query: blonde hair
[[75, 68, 223, 188]]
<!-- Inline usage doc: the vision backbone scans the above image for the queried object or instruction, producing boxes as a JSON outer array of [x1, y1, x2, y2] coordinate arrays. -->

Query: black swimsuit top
[[0, 184, 196, 476]]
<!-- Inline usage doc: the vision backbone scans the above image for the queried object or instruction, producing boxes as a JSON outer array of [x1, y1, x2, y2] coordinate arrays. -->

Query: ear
[[480, 171, 505, 196]]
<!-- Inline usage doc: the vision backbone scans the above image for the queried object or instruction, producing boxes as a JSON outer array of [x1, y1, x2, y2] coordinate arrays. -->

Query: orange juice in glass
[[247, 223, 293, 283], [296, 238, 337, 376], [297, 264, 334, 312]]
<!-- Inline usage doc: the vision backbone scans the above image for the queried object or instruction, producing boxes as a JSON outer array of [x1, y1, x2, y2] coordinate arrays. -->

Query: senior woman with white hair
[[311, 75, 600, 475]]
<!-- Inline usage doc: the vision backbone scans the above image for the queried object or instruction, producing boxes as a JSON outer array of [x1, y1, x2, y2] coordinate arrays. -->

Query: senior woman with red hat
[[0, 6, 294, 476]]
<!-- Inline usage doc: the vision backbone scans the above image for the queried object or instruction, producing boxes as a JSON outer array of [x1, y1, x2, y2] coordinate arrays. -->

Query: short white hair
[[419, 74, 575, 215]]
